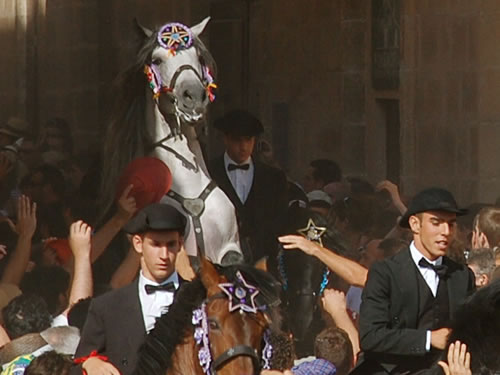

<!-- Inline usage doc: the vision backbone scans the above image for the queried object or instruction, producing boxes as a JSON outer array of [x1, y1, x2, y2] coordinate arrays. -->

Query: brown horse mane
[[98, 22, 217, 224]]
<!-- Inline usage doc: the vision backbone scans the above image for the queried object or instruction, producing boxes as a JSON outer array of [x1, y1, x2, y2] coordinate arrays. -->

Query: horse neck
[[169, 336, 204, 375]]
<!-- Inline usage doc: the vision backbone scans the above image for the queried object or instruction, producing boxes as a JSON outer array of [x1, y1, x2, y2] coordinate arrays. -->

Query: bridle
[[192, 272, 273, 375]]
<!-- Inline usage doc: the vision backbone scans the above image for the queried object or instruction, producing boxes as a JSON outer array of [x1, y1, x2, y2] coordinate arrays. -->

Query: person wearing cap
[[0, 117, 29, 148], [71, 203, 187, 375], [353, 188, 475, 375], [208, 110, 287, 263]]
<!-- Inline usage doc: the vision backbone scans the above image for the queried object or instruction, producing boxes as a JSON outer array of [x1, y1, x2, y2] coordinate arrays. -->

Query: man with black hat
[[71, 203, 187, 375], [353, 188, 475, 375], [208, 110, 287, 263]]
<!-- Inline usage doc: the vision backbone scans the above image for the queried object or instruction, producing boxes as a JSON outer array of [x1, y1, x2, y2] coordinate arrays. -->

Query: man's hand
[[278, 235, 320, 256], [321, 288, 348, 319], [431, 327, 451, 350], [69, 220, 92, 259], [116, 184, 137, 221], [438, 341, 472, 375], [82, 357, 121, 375], [15, 195, 37, 239], [261, 370, 294, 375]]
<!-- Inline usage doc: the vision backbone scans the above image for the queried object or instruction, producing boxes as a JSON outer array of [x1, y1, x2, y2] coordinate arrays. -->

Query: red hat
[[116, 157, 173, 212], [45, 239, 72, 265]]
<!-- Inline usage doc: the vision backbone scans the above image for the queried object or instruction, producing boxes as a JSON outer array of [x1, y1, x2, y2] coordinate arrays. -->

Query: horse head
[[196, 258, 276, 375], [137, 17, 217, 124], [279, 206, 347, 357]]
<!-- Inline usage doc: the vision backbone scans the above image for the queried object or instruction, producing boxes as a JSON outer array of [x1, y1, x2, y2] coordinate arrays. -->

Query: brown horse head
[[197, 257, 270, 375]]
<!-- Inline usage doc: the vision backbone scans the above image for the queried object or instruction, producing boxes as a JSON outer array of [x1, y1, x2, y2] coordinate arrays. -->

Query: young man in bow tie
[[352, 188, 475, 375], [71, 203, 187, 375], [208, 110, 287, 263]]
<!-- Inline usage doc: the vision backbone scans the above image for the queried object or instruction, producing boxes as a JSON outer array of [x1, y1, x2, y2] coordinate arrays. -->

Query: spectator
[[472, 206, 500, 249], [2, 294, 52, 340], [303, 159, 342, 193], [467, 248, 496, 288], [24, 350, 73, 375]]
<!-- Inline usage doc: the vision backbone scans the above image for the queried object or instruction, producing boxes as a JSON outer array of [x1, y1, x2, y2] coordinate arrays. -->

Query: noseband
[[192, 272, 273, 375]]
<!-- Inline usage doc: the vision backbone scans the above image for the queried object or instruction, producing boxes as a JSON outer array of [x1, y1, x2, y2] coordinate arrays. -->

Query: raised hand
[[116, 184, 137, 221], [68, 220, 92, 259], [278, 235, 320, 256], [15, 195, 37, 239], [321, 288, 347, 319], [438, 341, 472, 375]]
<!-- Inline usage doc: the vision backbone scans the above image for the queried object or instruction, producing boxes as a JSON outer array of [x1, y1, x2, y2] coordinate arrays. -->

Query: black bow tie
[[418, 258, 448, 277], [144, 282, 176, 295], [228, 163, 250, 171]]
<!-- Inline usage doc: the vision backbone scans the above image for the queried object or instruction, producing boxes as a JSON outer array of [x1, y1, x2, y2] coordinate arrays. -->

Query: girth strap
[[167, 180, 217, 258], [210, 344, 260, 375]]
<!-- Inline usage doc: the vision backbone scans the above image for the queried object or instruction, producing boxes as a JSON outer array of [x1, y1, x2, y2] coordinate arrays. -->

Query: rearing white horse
[[100, 18, 242, 265]]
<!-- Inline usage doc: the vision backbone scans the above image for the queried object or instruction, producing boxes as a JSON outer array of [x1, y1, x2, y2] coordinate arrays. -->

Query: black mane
[[133, 278, 207, 375]]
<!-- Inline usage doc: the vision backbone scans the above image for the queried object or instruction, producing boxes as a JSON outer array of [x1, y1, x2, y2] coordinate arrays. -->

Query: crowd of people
[[0, 112, 499, 375]]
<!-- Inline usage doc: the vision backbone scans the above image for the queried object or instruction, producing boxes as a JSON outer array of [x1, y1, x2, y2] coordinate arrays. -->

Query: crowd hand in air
[[376, 180, 407, 214], [69, 220, 92, 259], [116, 184, 137, 221], [14, 195, 37, 239], [438, 341, 472, 375]]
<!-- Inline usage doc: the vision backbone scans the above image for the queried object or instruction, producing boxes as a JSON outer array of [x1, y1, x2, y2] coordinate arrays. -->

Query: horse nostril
[[183, 90, 193, 101]]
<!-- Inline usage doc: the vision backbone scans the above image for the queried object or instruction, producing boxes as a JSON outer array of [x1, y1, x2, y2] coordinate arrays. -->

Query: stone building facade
[[1, 0, 499, 204]]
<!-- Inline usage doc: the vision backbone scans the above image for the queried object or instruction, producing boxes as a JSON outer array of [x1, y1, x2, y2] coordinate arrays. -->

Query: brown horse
[[134, 259, 280, 375]]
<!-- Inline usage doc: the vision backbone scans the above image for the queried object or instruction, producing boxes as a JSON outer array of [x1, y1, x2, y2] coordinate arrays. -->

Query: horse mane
[[446, 279, 500, 373], [98, 22, 217, 223], [134, 278, 207, 375]]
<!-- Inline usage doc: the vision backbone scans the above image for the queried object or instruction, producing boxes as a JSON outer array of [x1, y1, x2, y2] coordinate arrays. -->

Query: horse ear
[[134, 18, 153, 39], [190, 17, 210, 37], [254, 257, 268, 272], [199, 257, 221, 295]]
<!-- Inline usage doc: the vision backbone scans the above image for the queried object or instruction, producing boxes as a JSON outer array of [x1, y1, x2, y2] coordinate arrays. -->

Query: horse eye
[[152, 58, 162, 66], [208, 319, 220, 330]]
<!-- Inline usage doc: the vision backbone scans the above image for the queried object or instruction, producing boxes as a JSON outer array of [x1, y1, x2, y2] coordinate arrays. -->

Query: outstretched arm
[[1, 195, 37, 285], [278, 235, 368, 287], [62, 220, 93, 317], [90, 184, 136, 263], [322, 289, 360, 361]]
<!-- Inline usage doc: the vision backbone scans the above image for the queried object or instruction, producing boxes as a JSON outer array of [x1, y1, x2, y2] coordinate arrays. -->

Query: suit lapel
[[123, 280, 146, 349], [394, 248, 420, 328], [212, 156, 244, 209]]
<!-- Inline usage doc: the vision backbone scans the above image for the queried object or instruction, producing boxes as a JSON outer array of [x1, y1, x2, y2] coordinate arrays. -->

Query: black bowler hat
[[399, 187, 467, 228], [123, 203, 187, 234], [214, 110, 264, 136]]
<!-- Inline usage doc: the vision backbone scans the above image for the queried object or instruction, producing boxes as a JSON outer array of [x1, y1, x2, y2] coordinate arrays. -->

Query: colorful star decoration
[[158, 22, 193, 52], [219, 271, 260, 314], [297, 218, 327, 246]]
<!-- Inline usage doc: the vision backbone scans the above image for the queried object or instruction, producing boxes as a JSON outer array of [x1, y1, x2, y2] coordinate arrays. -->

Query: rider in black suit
[[71, 204, 187, 375], [208, 110, 287, 263], [353, 188, 475, 375]]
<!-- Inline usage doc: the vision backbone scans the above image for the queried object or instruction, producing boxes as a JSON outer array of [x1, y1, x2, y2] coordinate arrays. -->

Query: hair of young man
[[474, 206, 500, 247], [310, 159, 342, 185], [20, 265, 70, 316], [269, 331, 295, 371], [314, 326, 354, 375], [2, 294, 52, 340], [467, 248, 496, 277], [24, 350, 73, 375]]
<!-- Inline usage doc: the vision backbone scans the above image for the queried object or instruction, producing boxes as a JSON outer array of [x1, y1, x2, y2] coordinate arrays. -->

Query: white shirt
[[138, 271, 179, 333], [409, 241, 443, 297], [224, 152, 254, 203], [409, 241, 444, 351]]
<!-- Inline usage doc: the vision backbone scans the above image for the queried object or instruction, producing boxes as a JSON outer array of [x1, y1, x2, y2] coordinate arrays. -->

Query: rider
[[71, 203, 187, 375]]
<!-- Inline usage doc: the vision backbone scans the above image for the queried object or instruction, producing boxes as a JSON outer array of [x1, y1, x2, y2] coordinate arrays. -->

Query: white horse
[[100, 18, 242, 265]]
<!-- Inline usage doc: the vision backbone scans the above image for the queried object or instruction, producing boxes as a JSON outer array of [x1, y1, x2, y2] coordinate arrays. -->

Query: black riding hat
[[214, 110, 264, 136], [123, 203, 187, 234], [399, 187, 467, 228]]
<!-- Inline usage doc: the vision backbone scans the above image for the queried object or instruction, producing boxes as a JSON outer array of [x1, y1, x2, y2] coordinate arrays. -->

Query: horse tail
[[97, 66, 152, 225]]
